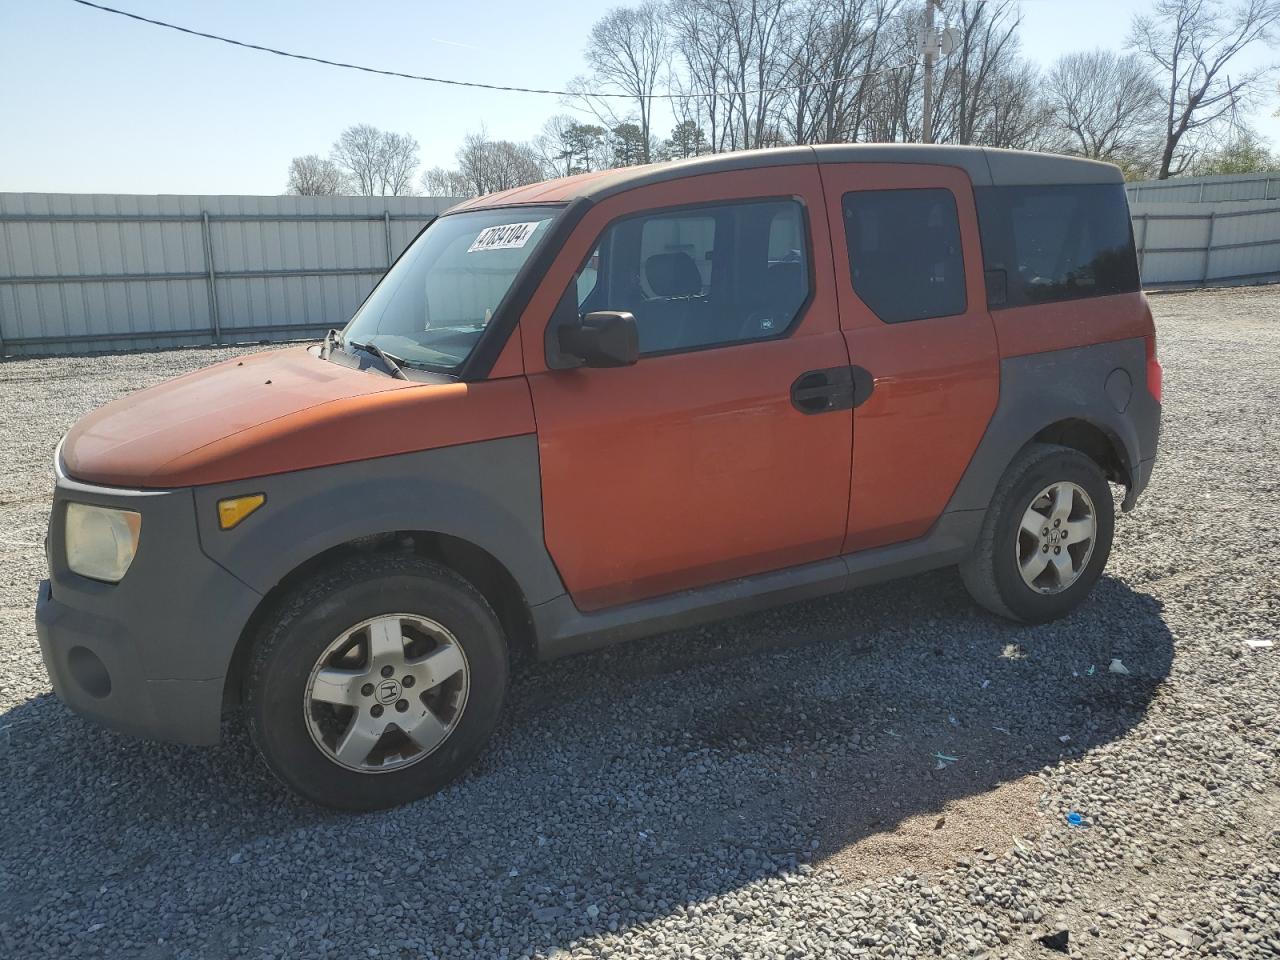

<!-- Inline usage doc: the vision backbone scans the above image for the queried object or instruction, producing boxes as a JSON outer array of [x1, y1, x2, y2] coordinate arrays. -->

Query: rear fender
[[947, 338, 1160, 514]]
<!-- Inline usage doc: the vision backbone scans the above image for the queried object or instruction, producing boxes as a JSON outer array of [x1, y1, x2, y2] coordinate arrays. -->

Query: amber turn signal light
[[217, 493, 266, 530]]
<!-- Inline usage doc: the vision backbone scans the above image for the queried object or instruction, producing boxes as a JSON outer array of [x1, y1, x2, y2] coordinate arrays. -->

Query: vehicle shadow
[[0, 570, 1172, 958]]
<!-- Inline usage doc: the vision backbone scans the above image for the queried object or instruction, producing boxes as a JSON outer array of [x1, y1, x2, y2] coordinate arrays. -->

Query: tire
[[245, 553, 508, 811], [960, 443, 1115, 624]]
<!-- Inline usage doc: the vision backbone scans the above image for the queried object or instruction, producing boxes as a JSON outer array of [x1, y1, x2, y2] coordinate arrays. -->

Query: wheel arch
[[223, 529, 535, 711], [192, 437, 567, 711], [1029, 418, 1131, 487], [946, 342, 1149, 516]]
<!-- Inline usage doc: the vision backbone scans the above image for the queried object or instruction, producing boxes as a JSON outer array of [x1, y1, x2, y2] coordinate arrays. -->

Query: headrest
[[645, 252, 702, 298], [766, 260, 803, 293]]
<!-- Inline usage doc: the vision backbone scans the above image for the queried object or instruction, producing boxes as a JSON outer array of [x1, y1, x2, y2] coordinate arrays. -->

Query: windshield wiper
[[349, 339, 409, 380]]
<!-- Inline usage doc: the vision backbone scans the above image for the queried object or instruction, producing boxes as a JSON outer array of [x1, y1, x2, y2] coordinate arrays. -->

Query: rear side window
[[568, 198, 810, 356], [841, 188, 966, 324], [975, 183, 1139, 309]]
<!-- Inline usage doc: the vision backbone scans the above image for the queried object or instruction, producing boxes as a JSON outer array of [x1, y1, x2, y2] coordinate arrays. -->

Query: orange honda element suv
[[37, 145, 1161, 809]]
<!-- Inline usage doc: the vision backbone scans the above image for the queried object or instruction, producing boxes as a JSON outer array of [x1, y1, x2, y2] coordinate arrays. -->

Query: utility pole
[[922, 0, 940, 144]]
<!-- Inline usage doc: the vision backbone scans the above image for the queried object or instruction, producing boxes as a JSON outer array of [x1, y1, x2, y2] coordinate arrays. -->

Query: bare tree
[[855, 0, 1039, 149], [974, 59, 1051, 151], [456, 130, 547, 195], [861, 9, 924, 143], [286, 154, 346, 195], [717, 0, 797, 150], [575, 2, 668, 162], [1130, 0, 1280, 179], [380, 132, 420, 196], [932, 0, 1030, 146], [666, 0, 735, 151], [330, 124, 421, 196], [780, 0, 902, 145], [1042, 50, 1164, 174], [420, 166, 475, 198]]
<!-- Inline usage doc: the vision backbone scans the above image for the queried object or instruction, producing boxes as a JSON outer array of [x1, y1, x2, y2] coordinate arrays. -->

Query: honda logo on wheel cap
[[376, 679, 401, 704]]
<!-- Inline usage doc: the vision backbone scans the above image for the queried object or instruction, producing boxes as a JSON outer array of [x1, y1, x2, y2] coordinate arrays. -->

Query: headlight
[[64, 503, 141, 583]]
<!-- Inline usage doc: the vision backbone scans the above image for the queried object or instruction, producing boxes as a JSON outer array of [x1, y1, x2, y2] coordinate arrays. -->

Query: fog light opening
[[67, 646, 112, 699]]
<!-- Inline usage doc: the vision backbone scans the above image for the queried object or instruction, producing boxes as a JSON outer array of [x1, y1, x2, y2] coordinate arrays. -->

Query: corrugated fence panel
[[1128, 173, 1280, 205], [4, 180, 1277, 355], [0, 192, 461, 355], [1127, 173, 1280, 287], [1132, 198, 1280, 287]]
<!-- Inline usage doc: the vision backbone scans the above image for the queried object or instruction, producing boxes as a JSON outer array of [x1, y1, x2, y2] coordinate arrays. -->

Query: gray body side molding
[[194, 435, 566, 607], [947, 337, 1160, 514], [531, 511, 983, 660]]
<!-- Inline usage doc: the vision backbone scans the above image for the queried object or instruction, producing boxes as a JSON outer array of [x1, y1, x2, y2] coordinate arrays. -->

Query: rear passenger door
[[522, 166, 853, 611], [819, 163, 1000, 553]]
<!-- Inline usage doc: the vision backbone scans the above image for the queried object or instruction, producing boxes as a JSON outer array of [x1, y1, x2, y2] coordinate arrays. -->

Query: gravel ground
[[1, 286, 1277, 960]]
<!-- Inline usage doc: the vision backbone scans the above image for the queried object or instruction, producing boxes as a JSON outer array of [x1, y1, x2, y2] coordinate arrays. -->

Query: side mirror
[[557, 311, 639, 368]]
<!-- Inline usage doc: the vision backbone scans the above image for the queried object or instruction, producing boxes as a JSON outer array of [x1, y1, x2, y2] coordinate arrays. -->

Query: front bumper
[[35, 458, 262, 746]]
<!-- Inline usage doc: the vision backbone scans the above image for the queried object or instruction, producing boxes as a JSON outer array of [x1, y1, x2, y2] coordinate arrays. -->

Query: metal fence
[[3, 179, 1277, 356], [0, 193, 460, 356], [1126, 172, 1280, 205], [1131, 200, 1280, 288]]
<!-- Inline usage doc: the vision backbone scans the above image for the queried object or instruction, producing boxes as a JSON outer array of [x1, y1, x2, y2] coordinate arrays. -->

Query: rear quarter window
[[841, 188, 967, 324], [976, 183, 1139, 309]]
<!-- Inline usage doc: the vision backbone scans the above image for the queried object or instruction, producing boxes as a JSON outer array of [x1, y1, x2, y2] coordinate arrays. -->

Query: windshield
[[340, 207, 560, 372]]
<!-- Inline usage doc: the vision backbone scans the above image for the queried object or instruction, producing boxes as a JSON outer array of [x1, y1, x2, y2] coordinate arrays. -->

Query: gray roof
[[577, 143, 1123, 199], [454, 143, 1124, 212]]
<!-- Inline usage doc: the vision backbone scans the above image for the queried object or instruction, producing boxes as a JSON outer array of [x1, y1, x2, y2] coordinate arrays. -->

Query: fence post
[[383, 211, 393, 267], [201, 211, 222, 345], [1201, 212, 1217, 285], [1135, 214, 1148, 276]]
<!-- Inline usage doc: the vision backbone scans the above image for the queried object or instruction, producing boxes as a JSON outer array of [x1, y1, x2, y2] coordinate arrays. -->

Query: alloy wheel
[[1015, 481, 1098, 595], [303, 614, 470, 773]]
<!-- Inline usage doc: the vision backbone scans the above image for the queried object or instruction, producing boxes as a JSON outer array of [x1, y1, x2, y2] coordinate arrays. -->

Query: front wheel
[[960, 444, 1115, 624], [245, 554, 508, 810]]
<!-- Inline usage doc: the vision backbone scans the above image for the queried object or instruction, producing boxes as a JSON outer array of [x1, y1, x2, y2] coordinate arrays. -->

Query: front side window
[[975, 183, 1139, 309], [341, 207, 558, 371], [841, 188, 967, 324], [564, 198, 810, 356]]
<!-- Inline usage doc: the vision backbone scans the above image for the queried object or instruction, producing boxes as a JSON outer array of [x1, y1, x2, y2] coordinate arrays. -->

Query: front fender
[[193, 435, 566, 606]]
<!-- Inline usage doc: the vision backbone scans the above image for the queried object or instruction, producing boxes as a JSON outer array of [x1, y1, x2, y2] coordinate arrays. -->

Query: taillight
[[1146, 333, 1162, 403]]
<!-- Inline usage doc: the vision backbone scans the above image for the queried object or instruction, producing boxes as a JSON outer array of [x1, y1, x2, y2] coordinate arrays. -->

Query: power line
[[68, 0, 917, 101]]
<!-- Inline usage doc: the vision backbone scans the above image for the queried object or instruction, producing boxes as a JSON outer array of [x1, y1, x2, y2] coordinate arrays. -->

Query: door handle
[[790, 366, 874, 414]]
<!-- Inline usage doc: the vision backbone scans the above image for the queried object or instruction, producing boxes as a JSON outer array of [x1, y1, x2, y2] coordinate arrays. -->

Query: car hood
[[60, 347, 529, 489]]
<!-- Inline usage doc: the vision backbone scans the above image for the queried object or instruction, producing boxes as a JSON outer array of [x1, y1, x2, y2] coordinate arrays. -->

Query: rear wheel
[[246, 554, 508, 810], [960, 444, 1115, 623]]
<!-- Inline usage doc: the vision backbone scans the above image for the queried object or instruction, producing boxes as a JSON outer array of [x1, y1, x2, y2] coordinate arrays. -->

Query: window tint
[[841, 188, 966, 324], [975, 183, 1139, 309], [566, 199, 810, 355]]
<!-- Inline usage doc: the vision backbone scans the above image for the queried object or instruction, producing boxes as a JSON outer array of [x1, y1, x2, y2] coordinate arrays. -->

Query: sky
[[1, 0, 1277, 195]]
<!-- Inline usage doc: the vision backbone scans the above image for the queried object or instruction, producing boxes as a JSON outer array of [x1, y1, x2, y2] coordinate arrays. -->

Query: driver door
[[520, 166, 853, 611]]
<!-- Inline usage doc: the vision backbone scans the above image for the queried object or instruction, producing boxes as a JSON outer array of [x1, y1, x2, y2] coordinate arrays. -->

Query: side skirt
[[531, 509, 984, 661]]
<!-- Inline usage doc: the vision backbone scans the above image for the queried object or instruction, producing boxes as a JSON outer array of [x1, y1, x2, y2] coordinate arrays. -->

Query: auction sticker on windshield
[[468, 221, 544, 253]]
